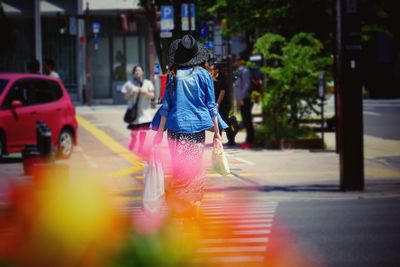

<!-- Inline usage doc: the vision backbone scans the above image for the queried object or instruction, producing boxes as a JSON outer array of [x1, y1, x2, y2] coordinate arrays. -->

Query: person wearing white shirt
[[121, 64, 155, 155], [43, 58, 60, 79]]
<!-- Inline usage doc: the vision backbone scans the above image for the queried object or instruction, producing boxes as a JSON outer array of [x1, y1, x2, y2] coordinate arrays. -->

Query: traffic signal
[[57, 12, 68, 34]]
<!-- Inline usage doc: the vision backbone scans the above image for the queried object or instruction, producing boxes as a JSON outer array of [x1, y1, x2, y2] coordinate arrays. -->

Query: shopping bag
[[142, 150, 165, 213], [212, 139, 230, 176]]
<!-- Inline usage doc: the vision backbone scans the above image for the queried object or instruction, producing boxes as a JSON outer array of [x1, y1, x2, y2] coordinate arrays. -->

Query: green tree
[[198, 0, 398, 55], [253, 32, 332, 147]]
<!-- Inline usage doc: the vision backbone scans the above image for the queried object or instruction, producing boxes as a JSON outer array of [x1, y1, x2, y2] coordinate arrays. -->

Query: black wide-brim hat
[[169, 34, 209, 67]]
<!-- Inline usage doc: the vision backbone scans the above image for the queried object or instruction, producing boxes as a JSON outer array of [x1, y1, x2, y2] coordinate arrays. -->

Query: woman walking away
[[152, 34, 228, 218], [122, 65, 155, 157]]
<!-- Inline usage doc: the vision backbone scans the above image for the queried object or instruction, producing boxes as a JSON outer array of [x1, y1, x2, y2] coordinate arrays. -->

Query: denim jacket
[[152, 67, 228, 133]]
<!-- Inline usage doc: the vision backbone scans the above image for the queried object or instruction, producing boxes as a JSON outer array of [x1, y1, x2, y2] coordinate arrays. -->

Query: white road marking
[[197, 246, 267, 253], [363, 111, 381, 116], [201, 237, 269, 244], [82, 153, 98, 168], [196, 255, 265, 263]]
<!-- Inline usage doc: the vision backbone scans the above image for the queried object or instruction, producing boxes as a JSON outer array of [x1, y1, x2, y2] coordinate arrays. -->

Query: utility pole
[[226, 3, 234, 110], [336, 0, 364, 190], [84, 2, 92, 105], [34, 0, 42, 70]]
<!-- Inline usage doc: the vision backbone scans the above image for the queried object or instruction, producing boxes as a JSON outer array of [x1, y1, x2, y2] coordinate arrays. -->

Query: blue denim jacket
[[152, 67, 228, 133]]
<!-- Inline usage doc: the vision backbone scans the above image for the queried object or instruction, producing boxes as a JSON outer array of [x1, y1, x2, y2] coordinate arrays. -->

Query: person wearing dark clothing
[[233, 57, 254, 149], [26, 58, 40, 74], [212, 63, 236, 146]]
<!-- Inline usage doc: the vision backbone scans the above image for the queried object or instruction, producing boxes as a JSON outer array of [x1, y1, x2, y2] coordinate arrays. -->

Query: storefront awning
[[1, 0, 76, 16]]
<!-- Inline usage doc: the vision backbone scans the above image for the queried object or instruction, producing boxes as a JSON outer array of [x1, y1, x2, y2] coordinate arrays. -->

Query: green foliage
[[253, 32, 332, 147]]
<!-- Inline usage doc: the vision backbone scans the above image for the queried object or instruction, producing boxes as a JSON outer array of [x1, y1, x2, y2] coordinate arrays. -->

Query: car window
[[48, 80, 63, 100], [29, 79, 57, 105], [1, 80, 30, 110], [0, 79, 9, 95]]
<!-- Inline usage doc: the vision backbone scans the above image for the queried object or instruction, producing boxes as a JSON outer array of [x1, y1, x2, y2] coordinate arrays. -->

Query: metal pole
[[188, 0, 191, 35], [336, 0, 364, 191], [319, 71, 325, 145], [321, 96, 325, 145], [84, 2, 92, 105], [34, 0, 42, 71], [77, 0, 85, 103]]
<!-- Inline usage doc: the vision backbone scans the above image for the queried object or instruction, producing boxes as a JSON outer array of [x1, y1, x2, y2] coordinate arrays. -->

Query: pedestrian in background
[[43, 58, 60, 79], [234, 57, 254, 149], [152, 34, 228, 218], [122, 64, 155, 156], [26, 58, 40, 74], [212, 62, 236, 146]]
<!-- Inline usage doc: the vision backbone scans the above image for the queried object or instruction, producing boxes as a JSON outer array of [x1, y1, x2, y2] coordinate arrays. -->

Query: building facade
[[0, 0, 157, 104]]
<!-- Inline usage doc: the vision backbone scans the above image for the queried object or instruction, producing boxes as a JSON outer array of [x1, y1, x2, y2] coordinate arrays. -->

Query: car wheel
[[57, 129, 74, 159]]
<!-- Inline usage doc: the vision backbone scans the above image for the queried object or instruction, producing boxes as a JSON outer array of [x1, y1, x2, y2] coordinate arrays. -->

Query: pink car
[[0, 73, 78, 159]]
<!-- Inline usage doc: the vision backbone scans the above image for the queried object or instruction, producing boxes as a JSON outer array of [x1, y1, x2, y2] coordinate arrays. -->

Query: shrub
[[253, 32, 332, 147]]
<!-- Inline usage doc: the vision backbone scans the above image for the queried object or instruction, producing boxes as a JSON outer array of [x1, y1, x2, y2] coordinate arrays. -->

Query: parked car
[[0, 73, 77, 159]]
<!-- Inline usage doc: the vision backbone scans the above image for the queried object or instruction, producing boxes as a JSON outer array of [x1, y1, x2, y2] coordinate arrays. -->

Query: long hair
[[167, 61, 216, 92]]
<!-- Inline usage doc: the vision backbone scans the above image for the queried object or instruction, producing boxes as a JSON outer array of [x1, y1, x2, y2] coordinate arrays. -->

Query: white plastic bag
[[212, 139, 230, 176], [142, 149, 165, 213]]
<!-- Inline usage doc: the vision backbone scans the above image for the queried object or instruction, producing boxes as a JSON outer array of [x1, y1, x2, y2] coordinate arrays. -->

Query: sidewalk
[[219, 126, 400, 198], [74, 104, 400, 198]]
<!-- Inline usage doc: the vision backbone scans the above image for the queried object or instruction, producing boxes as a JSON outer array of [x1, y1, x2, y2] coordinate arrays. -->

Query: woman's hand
[[213, 132, 222, 141]]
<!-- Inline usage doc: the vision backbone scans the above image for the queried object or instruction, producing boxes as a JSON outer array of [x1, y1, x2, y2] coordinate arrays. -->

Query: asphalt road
[[275, 196, 400, 267], [363, 100, 400, 140]]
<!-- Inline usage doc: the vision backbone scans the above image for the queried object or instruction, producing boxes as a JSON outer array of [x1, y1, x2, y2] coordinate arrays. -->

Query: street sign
[[181, 3, 195, 31], [160, 31, 172, 38], [69, 16, 77, 35], [160, 5, 174, 31], [319, 71, 325, 98], [250, 54, 262, 61], [154, 63, 161, 75], [199, 21, 208, 38], [92, 22, 100, 49], [92, 22, 100, 34]]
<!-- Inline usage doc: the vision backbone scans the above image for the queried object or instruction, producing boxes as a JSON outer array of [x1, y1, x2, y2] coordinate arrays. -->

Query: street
[[1, 99, 400, 266], [363, 99, 400, 141]]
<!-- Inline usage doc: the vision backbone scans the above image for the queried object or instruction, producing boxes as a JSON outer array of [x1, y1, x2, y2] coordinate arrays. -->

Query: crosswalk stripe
[[195, 255, 265, 263], [197, 246, 267, 253], [232, 229, 271, 235], [201, 237, 269, 244], [205, 214, 275, 219], [207, 218, 274, 224], [206, 223, 272, 230], [201, 209, 276, 215], [130, 194, 278, 265]]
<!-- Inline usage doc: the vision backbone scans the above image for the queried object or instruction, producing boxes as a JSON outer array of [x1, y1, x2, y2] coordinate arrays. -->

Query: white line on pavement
[[206, 223, 272, 230], [232, 229, 271, 235], [226, 154, 256, 165], [201, 237, 269, 244], [82, 153, 98, 168], [207, 218, 274, 224], [197, 246, 267, 253], [195, 255, 265, 263], [363, 111, 381, 116], [205, 214, 275, 219]]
